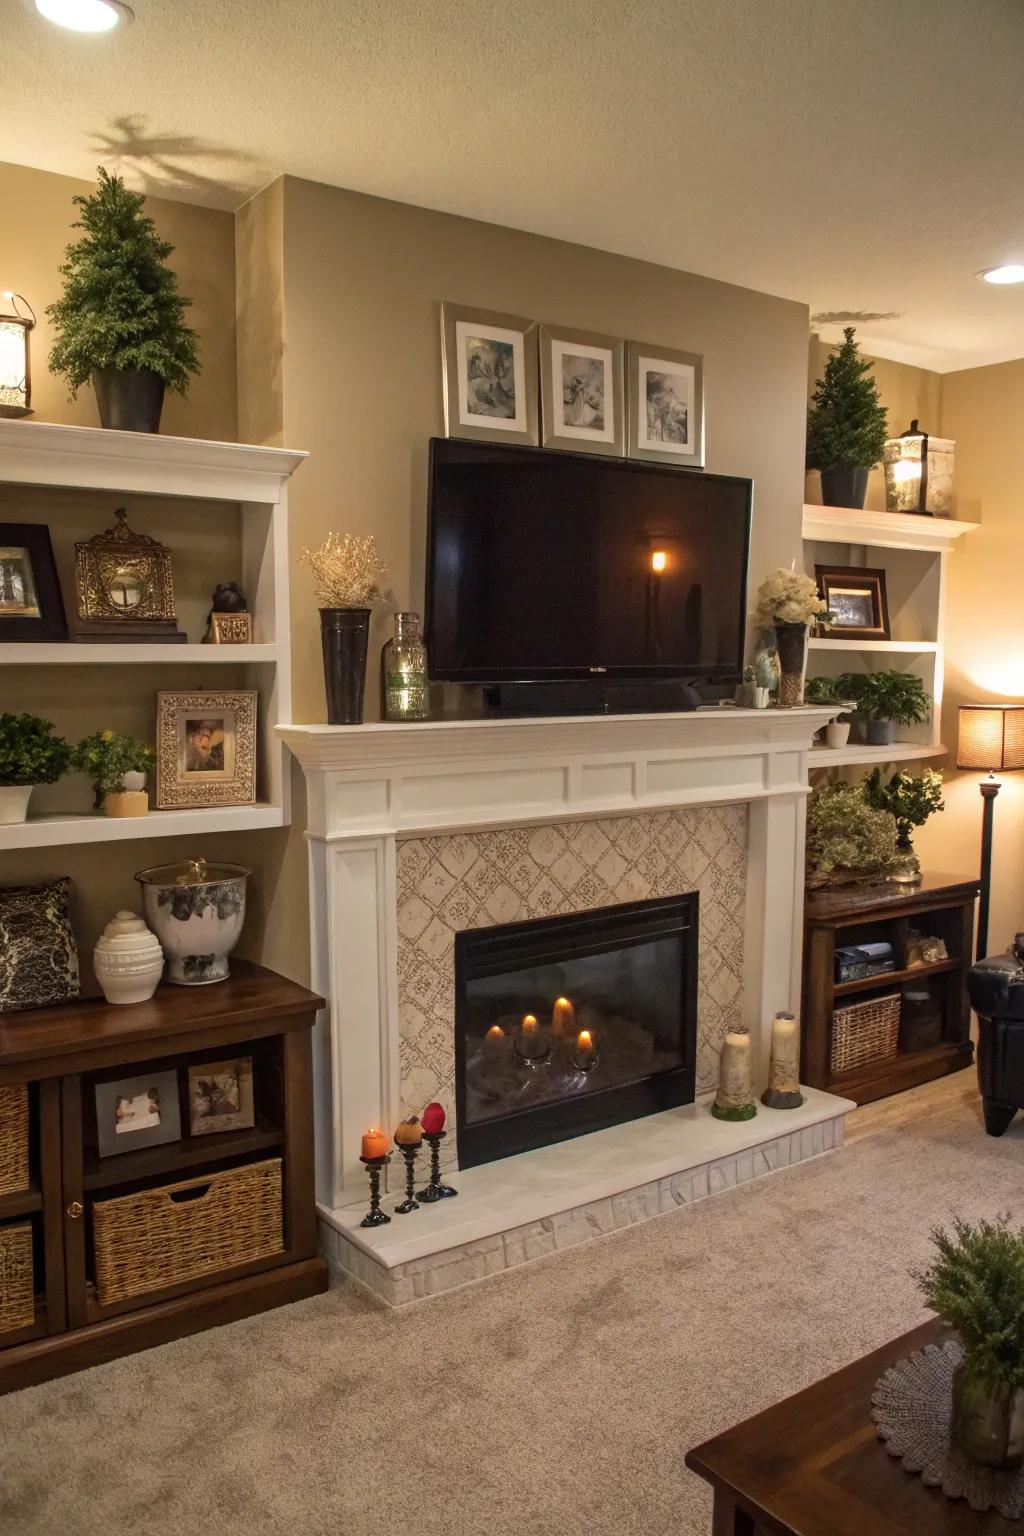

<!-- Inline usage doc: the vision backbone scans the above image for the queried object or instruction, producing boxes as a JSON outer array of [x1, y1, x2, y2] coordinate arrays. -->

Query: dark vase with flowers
[[319, 609, 371, 724], [774, 622, 808, 708]]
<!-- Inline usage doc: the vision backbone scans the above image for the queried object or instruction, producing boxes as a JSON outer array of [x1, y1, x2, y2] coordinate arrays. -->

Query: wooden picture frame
[[440, 302, 539, 446], [155, 689, 257, 809], [539, 324, 625, 456], [0, 523, 67, 642], [626, 341, 705, 469], [187, 1057, 255, 1136], [815, 565, 891, 640]]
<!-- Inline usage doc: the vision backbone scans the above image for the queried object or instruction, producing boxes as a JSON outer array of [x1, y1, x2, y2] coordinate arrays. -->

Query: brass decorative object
[[210, 612, 252, 645], [73, 507, 184, 643]]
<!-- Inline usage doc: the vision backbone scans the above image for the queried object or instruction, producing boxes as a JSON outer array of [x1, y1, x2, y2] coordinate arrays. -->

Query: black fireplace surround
[[454, 894, 698, 1168]]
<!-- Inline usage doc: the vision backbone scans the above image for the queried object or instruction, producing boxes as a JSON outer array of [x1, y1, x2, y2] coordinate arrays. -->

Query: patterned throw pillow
[[0, 878, 80, 1014]]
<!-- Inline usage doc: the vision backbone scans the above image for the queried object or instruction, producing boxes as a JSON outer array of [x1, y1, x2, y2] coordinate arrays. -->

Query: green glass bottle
[[381, 612, 429, 721]]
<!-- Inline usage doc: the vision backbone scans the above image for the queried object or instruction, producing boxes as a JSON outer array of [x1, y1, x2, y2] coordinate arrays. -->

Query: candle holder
[[394, 1141, 421, 1214], [360, 1153, 392, 1227], [417, 1130, 458, 1202]]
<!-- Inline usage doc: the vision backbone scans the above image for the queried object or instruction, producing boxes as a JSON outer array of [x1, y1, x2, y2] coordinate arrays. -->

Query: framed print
[[156, 689, 257, 809], [95, 1069, 181, 1158], [627, 342, 705, 468], [539, 325, 624, 456], [815, 565, 890, 640], [188, 1057, 255, 1136], [0, 523, 67, 642], [440, 302, 538, 446]]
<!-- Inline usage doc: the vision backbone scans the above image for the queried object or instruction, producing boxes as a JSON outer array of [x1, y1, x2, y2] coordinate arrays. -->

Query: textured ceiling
[[4, 0, 1024, 371]]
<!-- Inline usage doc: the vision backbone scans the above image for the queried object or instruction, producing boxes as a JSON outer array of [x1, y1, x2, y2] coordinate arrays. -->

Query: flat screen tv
[[425, 438, 752, 684]]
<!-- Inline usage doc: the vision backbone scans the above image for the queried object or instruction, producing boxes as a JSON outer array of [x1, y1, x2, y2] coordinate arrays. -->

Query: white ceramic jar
[[93, 910, 165, 1005]]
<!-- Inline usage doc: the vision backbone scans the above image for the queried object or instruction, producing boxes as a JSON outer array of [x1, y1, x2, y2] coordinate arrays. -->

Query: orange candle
[[552, 996, 575, 1035], [573, 1029, 596, 1069], [361, 1127, 390, 1160]]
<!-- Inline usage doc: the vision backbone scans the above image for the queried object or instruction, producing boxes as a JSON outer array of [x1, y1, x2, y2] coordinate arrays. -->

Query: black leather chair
[[966, 935, 1024, 1136]]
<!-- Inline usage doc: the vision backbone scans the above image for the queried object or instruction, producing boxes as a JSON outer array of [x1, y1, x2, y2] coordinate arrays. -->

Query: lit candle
[[552, 997, 575, 1035], [650, 549, 667, 574], [522, 1012, 538, 1036], [394, 1115, 423, 1146], [421, 1101, 446, 1136], [484, 1023, 505, 1062], [762, 1012, 804, 1110], [573, 1028, 596, 1070], [514, 1012, 549, 1063], [361, 1126, 390, 1160]]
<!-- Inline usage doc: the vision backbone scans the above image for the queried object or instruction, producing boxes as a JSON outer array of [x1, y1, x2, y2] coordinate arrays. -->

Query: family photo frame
[[815, 565, 891, 640], [94, 1069, 181, 1159], [155, 689, 257, 810], [0, 522, 67, 642]]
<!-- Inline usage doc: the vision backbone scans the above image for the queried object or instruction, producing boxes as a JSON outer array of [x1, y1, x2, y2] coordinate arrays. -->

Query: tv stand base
[[485, 679, 704, 716]]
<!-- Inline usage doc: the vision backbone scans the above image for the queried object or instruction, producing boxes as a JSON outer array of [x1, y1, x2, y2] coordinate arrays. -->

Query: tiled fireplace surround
[[280, 708, 851, 1303]]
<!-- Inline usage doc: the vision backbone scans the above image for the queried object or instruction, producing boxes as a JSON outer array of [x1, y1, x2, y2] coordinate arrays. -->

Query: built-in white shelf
[[808, 637, 938, 655], [802, 503, 978, 553], [0, 804, 285, 851], [1, 643, 279, 665], [809, 741, 948, 769]]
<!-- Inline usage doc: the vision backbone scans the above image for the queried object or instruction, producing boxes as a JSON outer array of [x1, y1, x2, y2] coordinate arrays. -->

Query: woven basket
[[830, 991, 901, 1076], [92, 1158, 283, 1306], [0, 1084, 29, 1197], [0, 1223, 35, 1334]]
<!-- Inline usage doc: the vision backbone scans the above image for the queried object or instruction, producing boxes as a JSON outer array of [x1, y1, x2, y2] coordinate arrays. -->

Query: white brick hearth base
[[318, 1087, 852, 1306]]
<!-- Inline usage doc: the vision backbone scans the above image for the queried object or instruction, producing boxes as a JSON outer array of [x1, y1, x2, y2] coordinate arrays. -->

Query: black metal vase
[[320, 607, 371, 724], [92, 367, 166, 433], [819, 463, 869, 509]]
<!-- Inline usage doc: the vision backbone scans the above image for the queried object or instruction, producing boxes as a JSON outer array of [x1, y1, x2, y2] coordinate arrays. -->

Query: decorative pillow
[[0, 878, 80, 1014]]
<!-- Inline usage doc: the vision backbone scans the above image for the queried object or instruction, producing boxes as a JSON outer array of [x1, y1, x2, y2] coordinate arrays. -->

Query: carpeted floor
[[1, 1091, 1021, 1536]]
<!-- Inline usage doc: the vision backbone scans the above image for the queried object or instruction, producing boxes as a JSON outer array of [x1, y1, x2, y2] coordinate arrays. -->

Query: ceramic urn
[[94, 910, 165, 1005]]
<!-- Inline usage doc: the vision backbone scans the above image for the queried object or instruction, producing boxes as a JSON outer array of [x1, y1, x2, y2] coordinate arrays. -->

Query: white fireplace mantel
[[279, 707, 837, 1208]]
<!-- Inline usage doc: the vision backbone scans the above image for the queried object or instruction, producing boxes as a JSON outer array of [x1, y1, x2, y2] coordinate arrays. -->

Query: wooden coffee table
[[686, 1319, 1017, 1534]]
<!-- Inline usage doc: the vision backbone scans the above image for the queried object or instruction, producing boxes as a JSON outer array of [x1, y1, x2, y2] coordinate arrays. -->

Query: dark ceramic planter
[[320, 608, 371, 724], [820, 463, 869, 509], [92, 367, 166, 433], [866, 718, 896, 746]]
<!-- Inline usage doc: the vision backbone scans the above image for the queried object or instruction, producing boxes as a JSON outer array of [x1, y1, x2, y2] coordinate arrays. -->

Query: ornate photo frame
[[155, 689, 257, 809]]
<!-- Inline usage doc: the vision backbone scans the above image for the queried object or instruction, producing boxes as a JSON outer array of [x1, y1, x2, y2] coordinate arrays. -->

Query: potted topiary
[[805, 781, 898, 887], [807, 327, 889, 509], [915, 1216, 1024, 1469], [0, 713, 72, 824], [863, 766, 944, 883], [73, 730, 155, 817], [46, 167, 200, 433], [851, 670, 931, 746]]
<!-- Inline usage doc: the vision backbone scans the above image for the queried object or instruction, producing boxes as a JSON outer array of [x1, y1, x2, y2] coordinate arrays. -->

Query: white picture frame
[[627, 341, 705, 469], [440, 302, 538, 445], [539, 325, 625, 456]]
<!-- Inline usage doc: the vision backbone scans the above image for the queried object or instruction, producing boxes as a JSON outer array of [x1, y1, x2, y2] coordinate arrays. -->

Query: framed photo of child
[[187, 1057, 255, 1137]]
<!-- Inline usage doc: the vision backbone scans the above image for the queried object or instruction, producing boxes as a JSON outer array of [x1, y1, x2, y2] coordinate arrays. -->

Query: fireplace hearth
[[455, 894, 698, 1167]]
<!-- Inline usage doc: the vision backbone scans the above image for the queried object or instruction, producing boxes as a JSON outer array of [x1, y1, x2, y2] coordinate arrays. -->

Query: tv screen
[[426, 439, 751, 683]]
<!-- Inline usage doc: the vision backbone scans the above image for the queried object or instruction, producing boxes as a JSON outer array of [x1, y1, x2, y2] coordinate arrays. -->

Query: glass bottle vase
[[381, 612, 429, 721]]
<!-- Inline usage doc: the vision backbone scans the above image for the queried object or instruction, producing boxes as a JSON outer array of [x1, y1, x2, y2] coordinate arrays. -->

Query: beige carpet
[[2, 1092, 1022, 1536]]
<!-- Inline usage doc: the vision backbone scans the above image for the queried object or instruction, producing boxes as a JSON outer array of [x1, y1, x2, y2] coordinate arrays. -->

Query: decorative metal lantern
[[883, 418, 955, 517], [0, 292, 34, 418]]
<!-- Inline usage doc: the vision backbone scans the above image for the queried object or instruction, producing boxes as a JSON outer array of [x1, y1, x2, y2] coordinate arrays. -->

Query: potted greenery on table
[[863, 766, 944, 883], [0, 713, 71, 824], [73, 730, 155, 817], [831, 669, 931, 746], [806, 327, 889, 509], [46, 168, 200, 433]]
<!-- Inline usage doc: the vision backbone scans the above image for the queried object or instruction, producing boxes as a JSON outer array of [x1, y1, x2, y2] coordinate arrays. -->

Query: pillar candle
[[552, 996, 575, 1035], [762, 1011, 804, 1109], [421, 1101, 446, 1135], [712, 1027, 756, 1121], [361, 1127, 390, 1160], [394, 1115, 423, 1146]]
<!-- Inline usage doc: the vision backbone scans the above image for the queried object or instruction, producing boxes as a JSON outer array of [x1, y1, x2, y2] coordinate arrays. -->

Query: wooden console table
[[686, 1318, 1014, 1534], [0, 961, 328, 1393]]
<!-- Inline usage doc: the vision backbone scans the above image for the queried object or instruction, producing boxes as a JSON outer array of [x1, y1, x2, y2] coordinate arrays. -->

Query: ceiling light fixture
[[32, 0, 133, 32], [977, 265, 1024, 286]]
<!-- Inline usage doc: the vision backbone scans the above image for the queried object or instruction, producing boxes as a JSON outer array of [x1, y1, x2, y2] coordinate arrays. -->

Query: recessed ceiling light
[[977, 265, 1024, 286], [32, 0, 133, 32]]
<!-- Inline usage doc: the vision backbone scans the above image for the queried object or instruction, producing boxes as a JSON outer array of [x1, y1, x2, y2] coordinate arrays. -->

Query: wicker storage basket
[[830, 991, 901, 1076], [0, 1222, 35, 1334], [92, 1158, 283, 1307], [0, 1084, 29, 1197]]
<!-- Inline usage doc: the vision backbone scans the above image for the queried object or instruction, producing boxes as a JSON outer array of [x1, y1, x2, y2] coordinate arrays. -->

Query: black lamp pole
[[976, 774, 1001, 964]]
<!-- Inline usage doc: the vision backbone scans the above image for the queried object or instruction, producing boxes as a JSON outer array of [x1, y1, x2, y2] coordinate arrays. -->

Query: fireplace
[[454, 893, 698, 1167]]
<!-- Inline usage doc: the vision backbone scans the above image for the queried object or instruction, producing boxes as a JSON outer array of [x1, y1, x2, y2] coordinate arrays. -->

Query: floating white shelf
[[802, 503, 978, 553], [0, 804, 286, 851], [808, 637, 938, 654], [809, 741, 948, 769], [0, 643, 279, 666]]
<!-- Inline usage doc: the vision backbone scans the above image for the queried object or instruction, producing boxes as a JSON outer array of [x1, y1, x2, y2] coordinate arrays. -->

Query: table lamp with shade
[[957, 704, 1024, 960]]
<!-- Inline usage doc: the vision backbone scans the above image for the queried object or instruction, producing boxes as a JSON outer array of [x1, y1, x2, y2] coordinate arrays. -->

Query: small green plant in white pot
[[73, 730, 155, 817], [805, 675, 858, 748], [0, 713, 72, 824]]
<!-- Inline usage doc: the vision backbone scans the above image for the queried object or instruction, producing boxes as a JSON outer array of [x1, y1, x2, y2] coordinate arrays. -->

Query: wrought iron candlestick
[[360, 1154, 392, 1227], [418, 1131, 458, 1203], [394, 1142, 421, 1214]]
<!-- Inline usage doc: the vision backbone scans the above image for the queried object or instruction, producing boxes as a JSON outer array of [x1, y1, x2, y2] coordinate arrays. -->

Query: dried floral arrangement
[[754, 568, 830, 630], [300, 533, 389, 609], [805, 781, 898, 887]]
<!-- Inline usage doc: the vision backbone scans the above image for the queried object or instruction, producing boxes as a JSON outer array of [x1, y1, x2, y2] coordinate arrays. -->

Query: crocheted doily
[[871, 1338, 1024, 1519]]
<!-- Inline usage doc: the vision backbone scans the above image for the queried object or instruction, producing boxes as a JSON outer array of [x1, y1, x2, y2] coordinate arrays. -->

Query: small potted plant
[[46, 168, 200, 433], [300, 532, 389, 724], [849, 670, 931, 746], [805, 782, 898, 887], [806, 327, 889, 509], [753, 569, 830, 707], [0, 713, 72, 825], [862, 766, 944, 883], [915, 1216, 1024, 1469], [805, 675, 858, 748], [73, 730, 155, 818]]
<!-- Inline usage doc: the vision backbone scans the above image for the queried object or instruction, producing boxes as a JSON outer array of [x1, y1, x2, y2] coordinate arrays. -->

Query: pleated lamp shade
[[957, 705, 1024, 772]]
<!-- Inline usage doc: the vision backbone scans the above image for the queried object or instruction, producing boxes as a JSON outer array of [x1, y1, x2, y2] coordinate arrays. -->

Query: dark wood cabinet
[[802, 873, 979, 1105], [0, 961, 328, 1393]]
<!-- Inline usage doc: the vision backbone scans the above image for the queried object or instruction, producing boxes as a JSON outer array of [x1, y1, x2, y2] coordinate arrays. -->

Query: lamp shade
[[957, 705, 1024, 771]]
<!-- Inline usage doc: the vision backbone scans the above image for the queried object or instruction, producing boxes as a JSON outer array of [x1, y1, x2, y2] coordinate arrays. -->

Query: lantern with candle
[[883, 419, 956, 517], [0, 292, 34, 419]]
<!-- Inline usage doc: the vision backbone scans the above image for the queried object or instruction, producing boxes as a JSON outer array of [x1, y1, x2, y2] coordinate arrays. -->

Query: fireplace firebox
[[454, 893, 698, 1167]]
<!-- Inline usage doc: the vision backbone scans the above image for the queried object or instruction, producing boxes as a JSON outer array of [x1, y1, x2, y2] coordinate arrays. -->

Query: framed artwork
[[187, 1057, 255, 1136], [0, 523, 67, 642], [440, 302, 538, 445], [539, 325, 625, 456], [815, 565, 890, 640], [626, 342, 705, 469], [155, 689, 257, 809], [95, 1069, 181, 1158]]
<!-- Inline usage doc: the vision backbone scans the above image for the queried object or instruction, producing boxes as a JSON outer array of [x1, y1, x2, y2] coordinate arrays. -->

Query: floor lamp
[[957, 704, 1024, 962]]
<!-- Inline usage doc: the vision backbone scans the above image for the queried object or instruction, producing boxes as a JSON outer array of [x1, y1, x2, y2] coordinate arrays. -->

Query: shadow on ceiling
[[89, 114, 269, 205]]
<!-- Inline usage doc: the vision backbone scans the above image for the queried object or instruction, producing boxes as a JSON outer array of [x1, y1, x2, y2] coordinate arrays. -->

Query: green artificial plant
[[915, 1217, 1024, 1391], [805, 675, 857, 706], [73, 729, 155, 802], [863, 766, 944, 850], [0, 713, 72, 787], [831, 669, 931, 726], [805, 781, 898, 886], [47, 167, 201, 397], [806, 327, 889, 471]]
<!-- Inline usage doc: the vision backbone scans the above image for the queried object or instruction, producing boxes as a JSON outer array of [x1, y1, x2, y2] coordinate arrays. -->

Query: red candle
[[361, 1127, 390, 1160], [394, 1115, 422, 1147], [421, 1101, 446, 1135]]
